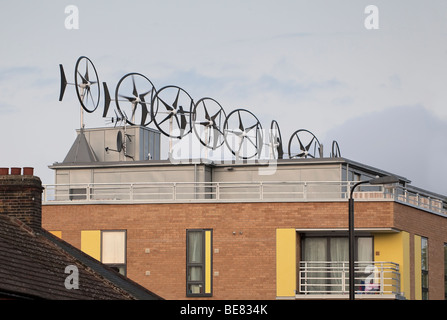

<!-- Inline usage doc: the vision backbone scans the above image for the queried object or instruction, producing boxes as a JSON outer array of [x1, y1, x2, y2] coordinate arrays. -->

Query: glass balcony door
[[301, 236, 372, 294]]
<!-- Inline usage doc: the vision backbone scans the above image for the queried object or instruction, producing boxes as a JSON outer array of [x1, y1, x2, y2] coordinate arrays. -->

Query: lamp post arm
[[349, 180, 369, 199]]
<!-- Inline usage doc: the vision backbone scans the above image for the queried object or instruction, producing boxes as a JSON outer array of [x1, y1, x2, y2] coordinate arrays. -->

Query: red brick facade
[[42, 201, 447, 300]]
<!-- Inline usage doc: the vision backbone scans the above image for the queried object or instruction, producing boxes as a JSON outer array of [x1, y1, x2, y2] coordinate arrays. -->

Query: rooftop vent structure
[[62, 126, 160, 163]]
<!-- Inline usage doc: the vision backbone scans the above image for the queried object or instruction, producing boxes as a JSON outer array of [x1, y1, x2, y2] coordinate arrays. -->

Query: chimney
[[0, 167, 43, 232]]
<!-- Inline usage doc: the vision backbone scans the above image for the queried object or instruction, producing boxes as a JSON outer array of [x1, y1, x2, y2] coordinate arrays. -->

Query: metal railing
[[42, 181, 447, 215], [299, 261, 401, 297]]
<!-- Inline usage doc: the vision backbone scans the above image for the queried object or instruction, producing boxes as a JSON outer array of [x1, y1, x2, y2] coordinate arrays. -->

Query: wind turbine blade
[[173, 88, 180, 110], [59, 64, 67, 101], [119, 94, 136, 102], [296, 135, 305, 151], [77, 70, 87, 84], [211, 109, 222, 121], [179, 106, 188, 133], [158, 97, 173, 111], [277, 142, 284, 159], [141, 104, 148, 125], [203, 102, 210, 120], [102, 82, 111, 117], [158, 113, 172, 126], [238, 110, 244, 131], [84, 60, 89, 82], [132, 75, 138, 97], [305, 137, 315, 151], [212, 128, 220, 149]]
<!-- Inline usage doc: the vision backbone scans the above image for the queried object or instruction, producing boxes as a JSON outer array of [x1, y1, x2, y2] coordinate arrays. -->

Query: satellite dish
[[116, 131, 123, 152], [192, 97, 227, 150], [288, 129, 322, 159], [223, 108, 263, 159]]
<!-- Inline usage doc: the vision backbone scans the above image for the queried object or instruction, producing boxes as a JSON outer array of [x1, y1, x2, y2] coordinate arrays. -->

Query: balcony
[[298, 261, 403, 300], [42, 181, 447, 216]]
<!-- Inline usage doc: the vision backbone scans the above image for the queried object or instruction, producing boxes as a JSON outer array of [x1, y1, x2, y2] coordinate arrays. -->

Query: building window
[[302, 236, 373, 263], [301, 235, 373, 293], [81, 230, 127, 275], [69, 187, 87, 200], [186, 229, 212, 297], [421, 237, 428, 300], [101, 230, 127, 275]]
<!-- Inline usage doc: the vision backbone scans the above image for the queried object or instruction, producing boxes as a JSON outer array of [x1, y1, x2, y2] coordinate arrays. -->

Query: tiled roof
[[0, 214, 162, 300]]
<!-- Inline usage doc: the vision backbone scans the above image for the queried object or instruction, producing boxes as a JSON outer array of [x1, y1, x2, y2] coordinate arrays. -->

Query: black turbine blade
[[305, 137, 315, 151], [211, 109, 222, 122], [277, 139, 284, 159], [140, 96, 149, 125], [102, 82, 111, 117], [203, 102, 210, 120], [179, 106, 188, 132], [246, 122, 259, 132], [140, 89, 153, 98], [212, 128, 220, 149], [238, 111, 244, 131], [158, 97, 173, 111], [119, 94, 136, 102], [59, 64, 67, 101], [296, 135, 305, 152], [158, 113, 173, 126], [141, 105, 148, 125], [77, 70, 88, 84], [84, 60, 89, 82], [173, 88, 180, 110], [132, 75, 138, 97]]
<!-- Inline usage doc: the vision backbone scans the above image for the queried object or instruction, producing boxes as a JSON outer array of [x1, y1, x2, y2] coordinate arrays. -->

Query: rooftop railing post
[[216, 182, 220, 200], [260, 182, 264, 200], [303, 182, 307, 200], [173, 183, 176, 201], [87, 184, 91, 201]]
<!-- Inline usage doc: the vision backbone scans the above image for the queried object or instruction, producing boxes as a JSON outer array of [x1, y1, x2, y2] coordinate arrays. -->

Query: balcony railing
[[42, 181, 447, 216], [298, 261, 402, 299]]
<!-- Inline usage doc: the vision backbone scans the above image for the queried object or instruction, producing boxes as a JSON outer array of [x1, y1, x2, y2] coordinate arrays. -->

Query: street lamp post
[[348, 175, 399, 300]]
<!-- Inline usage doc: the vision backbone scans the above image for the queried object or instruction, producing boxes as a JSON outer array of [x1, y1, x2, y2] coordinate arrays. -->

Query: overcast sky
[[0, 0, 446, 195]]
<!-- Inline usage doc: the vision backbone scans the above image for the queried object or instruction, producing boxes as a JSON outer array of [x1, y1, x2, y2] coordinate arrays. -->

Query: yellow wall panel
[[49, 231, 62, 238], [81, 230, 101, 261], [276, 229, 296, 298], [414, 235, 422, 300], [205, 230, 212, 294], [374, 231, 410, 299]]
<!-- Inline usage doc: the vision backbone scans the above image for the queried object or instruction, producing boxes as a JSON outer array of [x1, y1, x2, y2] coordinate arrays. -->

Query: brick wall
[[0, 167, 43, 231], [42, 201, 405, 299], [394, 203, 447, 300]]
